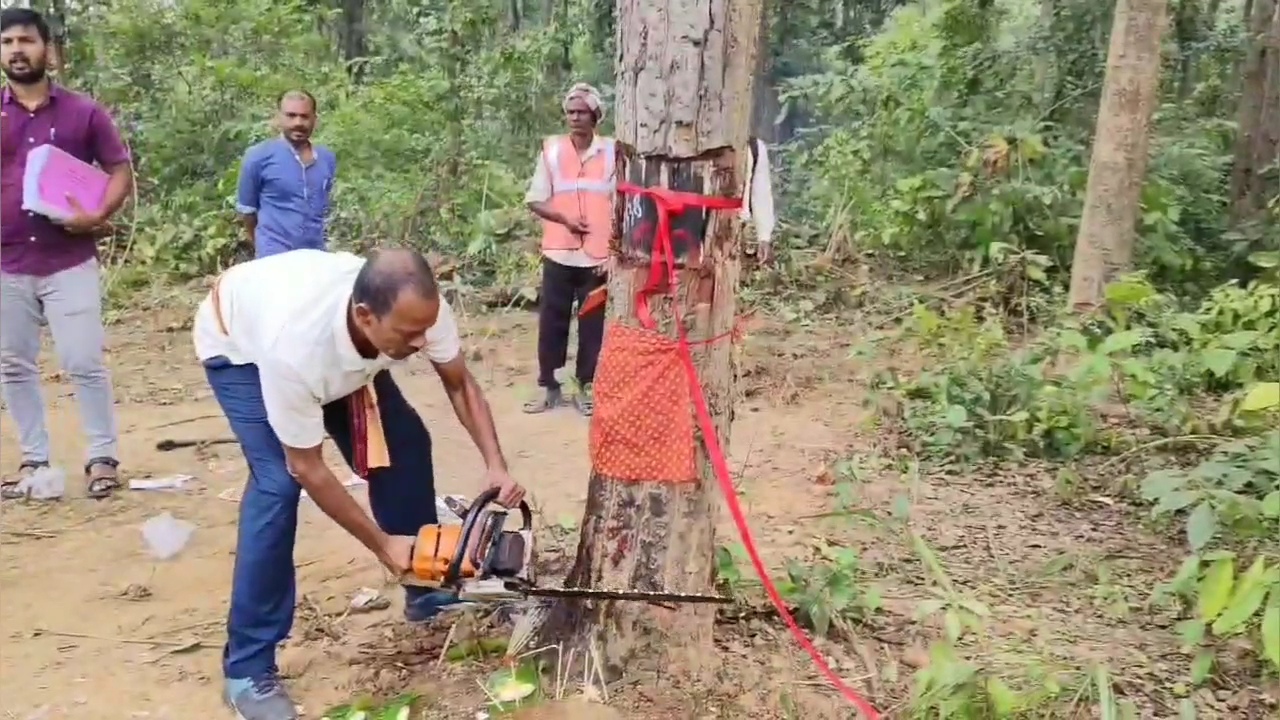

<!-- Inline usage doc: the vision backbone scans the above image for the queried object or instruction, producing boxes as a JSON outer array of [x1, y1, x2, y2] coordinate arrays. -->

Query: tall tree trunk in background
[[560, 0, 572, 73], [535, 0, 764, 681], [1034, 0, 1057, 108], [1067, 0, 1168, 313], [341, 0, 368, 81], [509, 0, 523, 31], [45, 0, 68, 77], [1173, 0, 1200, 99], [1229, 0, 1280, 222], [750, 6, 779, 141]]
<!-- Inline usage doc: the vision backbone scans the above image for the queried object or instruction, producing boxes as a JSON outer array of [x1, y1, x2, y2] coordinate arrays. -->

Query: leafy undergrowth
[[718, 270, 1277, 719]]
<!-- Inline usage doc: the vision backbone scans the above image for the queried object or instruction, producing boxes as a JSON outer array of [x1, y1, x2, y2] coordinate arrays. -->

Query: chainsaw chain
[[505, 582, 731, 604]]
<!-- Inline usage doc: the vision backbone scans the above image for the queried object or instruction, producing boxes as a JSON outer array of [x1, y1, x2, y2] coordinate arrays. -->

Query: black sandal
[[1, 461, 50, 501], [85, 457, 122, 499], [522, 387, 565, 414]]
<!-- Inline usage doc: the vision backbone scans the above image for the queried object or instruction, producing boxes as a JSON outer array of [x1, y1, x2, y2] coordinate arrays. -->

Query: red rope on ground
[[618, 181, 882, 720]]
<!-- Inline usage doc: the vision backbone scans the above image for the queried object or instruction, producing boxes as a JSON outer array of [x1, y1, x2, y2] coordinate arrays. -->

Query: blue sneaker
[[404, 587, 474, 623], [223, 673, 298, 720]]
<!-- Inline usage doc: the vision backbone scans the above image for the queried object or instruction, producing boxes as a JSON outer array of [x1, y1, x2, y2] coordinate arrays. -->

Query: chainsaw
[[402, 487, 730, 605]]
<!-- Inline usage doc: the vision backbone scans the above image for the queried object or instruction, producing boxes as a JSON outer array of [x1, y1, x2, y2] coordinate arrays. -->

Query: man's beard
[[3, 62, 47, 85]]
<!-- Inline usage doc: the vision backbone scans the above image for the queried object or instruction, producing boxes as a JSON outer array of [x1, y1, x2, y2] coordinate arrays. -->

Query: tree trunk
[[1173, 0, 1200, 100], [1034, 0, 1057, 109], [534, 0, 764, 685], [1229, 0, 1280, 222], [750, 8, 779, 142], [46, 0, 69, 79], [1066, 0, 1169, 313], [340, 0, 368, 82]]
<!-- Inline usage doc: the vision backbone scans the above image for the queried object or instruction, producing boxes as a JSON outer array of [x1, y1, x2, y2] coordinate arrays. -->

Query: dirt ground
[[0, 303, 1274, 719]]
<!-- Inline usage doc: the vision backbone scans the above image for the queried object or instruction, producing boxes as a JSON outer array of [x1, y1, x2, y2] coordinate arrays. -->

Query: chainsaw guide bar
[[506, 583, 731, 604], [405, 489, 732, 607]]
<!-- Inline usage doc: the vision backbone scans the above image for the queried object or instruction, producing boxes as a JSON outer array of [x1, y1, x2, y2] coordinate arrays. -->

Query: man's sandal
[[522, 387, 565, 415], [85, 457, 122, 499], [0, 461, 50, 501], [574, 384, 595, 417]]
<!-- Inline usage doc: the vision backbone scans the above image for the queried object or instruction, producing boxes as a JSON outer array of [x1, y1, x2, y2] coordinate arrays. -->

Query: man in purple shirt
[[0, 8, 134, 500]]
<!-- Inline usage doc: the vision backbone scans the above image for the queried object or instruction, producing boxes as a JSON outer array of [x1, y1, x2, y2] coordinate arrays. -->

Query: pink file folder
[[21, 144, 109, 222]]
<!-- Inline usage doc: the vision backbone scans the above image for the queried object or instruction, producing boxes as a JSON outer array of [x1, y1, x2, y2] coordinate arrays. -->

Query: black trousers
[[537, 257, 606, 389]]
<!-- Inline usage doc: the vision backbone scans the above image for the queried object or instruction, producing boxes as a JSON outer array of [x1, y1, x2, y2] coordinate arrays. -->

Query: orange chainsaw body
[[405, 492, 535, 590], [411, 524, 479, 583]]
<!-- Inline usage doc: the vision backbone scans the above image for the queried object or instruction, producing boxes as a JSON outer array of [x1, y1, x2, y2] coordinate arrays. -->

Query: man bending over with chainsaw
[[192, 246, 527, 720]]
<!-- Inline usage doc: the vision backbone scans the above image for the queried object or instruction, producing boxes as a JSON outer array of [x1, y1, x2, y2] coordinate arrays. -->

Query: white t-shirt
[[192, 249, 462, 449]]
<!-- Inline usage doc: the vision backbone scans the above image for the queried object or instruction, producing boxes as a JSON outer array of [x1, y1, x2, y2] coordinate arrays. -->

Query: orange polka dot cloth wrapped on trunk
[[589, 323, 698, 483], [587, 182, 746, 484]]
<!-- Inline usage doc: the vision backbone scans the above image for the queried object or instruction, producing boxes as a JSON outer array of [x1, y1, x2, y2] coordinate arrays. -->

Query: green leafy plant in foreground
[[1157, 552, 1280, 682], [323, 693, 420, 720]]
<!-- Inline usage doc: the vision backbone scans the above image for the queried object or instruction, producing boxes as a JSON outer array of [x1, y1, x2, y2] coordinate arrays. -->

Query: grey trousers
[[0, 258, 119, 465]]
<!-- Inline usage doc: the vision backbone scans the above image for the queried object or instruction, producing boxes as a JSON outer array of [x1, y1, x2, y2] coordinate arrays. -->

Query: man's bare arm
[[283, 444, 396, 565], [98, 163, 133, 222], [433, 356, 508, 472], [526, 201, 568, 226]]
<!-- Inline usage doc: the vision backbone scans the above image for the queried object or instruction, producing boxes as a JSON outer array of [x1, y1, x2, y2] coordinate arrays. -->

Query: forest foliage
[[33, 0, 1280, 715]]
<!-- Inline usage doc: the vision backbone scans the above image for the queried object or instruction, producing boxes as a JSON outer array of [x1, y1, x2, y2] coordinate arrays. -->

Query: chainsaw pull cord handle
[[441, 488, 534, 585], [443, 487, 499, 586], [466, 497, 536, 570]]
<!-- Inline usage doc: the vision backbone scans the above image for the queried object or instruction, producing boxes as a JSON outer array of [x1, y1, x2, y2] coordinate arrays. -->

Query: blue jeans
[[204, 359, 439, 680]]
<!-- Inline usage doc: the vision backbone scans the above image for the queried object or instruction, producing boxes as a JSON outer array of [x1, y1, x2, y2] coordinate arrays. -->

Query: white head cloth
[[562, 82, 605, 120]]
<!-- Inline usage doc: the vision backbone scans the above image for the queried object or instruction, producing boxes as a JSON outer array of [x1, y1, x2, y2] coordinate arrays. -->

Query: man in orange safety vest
[[523, 83, 614, 417]]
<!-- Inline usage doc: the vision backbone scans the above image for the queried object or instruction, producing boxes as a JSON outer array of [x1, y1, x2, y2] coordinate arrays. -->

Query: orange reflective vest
[[540, 134, 615, 260]]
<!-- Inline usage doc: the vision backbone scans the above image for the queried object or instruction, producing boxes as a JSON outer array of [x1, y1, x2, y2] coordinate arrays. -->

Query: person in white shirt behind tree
[[191, 247, 527, 720]]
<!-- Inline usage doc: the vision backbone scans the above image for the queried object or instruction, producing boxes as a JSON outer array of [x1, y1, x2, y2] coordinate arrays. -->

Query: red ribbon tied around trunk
[[616, 181, 881, 719]]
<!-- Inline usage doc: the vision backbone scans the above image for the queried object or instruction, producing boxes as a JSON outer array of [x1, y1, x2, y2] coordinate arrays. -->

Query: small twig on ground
[[1096, 434, 1228, 473], [873, 278, 991, 329], [32, 627, 197, 647], [437, 620, 459, 667], [142, 639, 206, 664], [2, 529, 58, 539], [145, 618, 223, 640], [144, 413, 219, 431]]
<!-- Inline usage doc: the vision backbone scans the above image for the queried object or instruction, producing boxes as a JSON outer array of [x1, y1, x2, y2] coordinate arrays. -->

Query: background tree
[[1229, 0, 1280, 223], [1066, 0, 1170, 312]]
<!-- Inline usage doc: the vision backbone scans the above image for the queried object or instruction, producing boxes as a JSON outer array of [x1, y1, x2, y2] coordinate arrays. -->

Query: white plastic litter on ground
[[16, 466, 65, 500], [140, 513, 195, 560]]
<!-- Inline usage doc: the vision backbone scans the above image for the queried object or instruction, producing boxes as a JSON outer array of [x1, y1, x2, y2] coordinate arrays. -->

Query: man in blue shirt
[[236, 90, 337, 257]]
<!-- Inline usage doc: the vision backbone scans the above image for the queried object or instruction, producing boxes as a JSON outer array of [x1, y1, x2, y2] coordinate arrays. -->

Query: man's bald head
[[278, 89, 317, 113], [352, 248, 439, 319]]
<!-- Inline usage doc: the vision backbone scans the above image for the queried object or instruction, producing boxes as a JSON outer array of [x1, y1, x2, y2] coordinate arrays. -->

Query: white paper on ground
[[301, 474, 366, 501], [216, 474, 367, 503], [129, 474, 194, 491]]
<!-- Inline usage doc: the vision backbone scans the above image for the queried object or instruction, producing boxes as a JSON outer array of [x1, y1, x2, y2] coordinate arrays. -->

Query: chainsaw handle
[[442, 487, 533, 585]]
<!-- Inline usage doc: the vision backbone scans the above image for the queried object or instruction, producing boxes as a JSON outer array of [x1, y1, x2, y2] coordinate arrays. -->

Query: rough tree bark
[[1229, 0, 1280, 222], [534, 0, 764, 683], [1066, 0, 1169, 313]]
